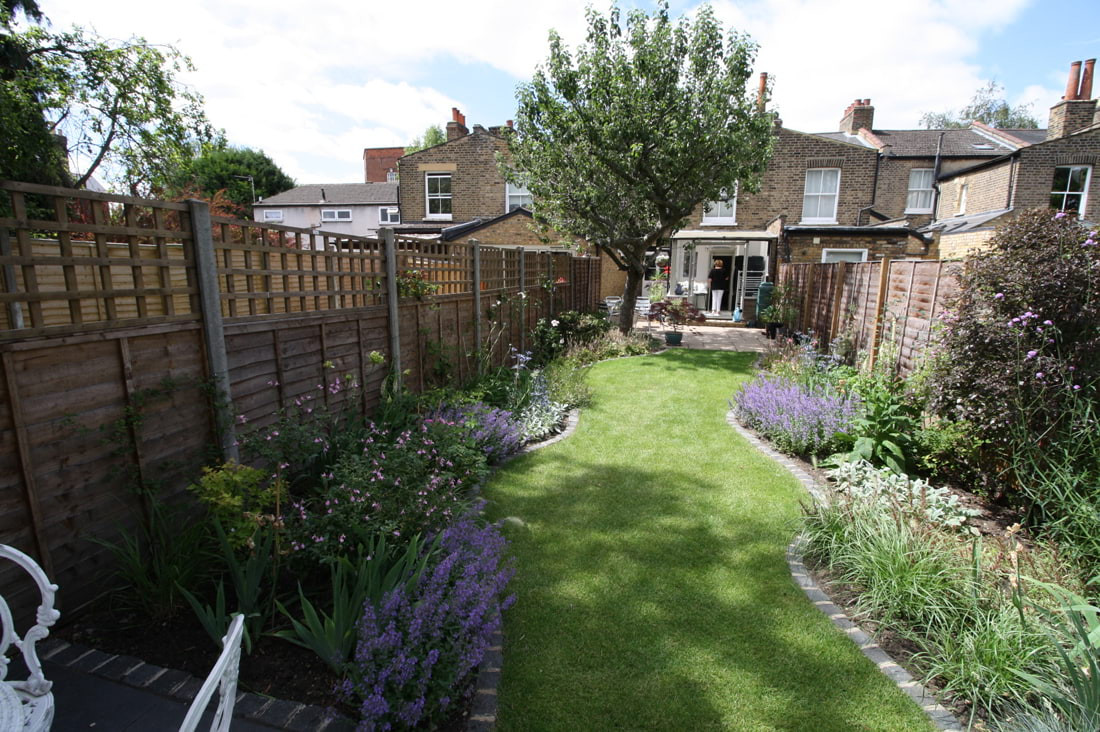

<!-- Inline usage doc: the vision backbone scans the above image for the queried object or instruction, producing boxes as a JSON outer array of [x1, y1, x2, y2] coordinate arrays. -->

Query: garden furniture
[[0, 544, 60, 732], [179, 614, 245, 732], [604, 296, 622, 317]]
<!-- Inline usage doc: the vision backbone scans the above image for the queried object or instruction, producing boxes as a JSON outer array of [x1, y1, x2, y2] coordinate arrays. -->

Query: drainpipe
[[930, 132, 945, 220]]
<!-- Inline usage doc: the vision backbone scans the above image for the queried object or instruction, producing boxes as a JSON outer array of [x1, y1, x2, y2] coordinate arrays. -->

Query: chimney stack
[[1048, 60, 1097, 140], [839, 98, 874, 134], [446, 107, 469, 141]]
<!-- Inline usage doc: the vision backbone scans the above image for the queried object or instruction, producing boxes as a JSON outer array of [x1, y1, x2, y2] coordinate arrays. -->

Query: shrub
[[427, 401, 524, 464], [733, 373, 859, 457], [562, 329, 657, 366], [187, 461, 282, 549], [341, 508, 516, 729], [530, 311, 612, 366]]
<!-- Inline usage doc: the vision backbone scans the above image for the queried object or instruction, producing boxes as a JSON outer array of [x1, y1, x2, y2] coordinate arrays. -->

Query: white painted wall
[[253, 204, 393, 237]]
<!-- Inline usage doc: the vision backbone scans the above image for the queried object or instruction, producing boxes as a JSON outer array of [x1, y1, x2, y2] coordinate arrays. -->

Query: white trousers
[[710, 289, 724, 313]]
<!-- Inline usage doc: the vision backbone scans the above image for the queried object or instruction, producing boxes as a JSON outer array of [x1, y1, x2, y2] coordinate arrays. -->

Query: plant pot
[[765, 322, 779, 340], [664, 330, 683, 346]]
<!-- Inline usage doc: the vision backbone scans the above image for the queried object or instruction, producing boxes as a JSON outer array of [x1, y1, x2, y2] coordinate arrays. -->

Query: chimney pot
[[506, 120, 514, 128], [1081, 59, 1096, 100], [756, 72, 768, 110], [452, 107, 462, 122], [1065, 61, 1083, 101]]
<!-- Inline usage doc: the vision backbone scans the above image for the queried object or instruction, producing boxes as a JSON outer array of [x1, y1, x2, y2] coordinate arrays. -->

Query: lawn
[[485, 349, 934, 731]]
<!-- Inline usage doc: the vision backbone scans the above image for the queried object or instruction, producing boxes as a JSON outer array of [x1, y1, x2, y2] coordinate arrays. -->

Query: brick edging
[[36, 636, 355, 731], [725, 410, 964, 731]]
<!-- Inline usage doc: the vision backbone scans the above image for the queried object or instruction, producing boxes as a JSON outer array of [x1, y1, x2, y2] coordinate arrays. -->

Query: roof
[[439, 208, 532, 241], [255, 183, 397, 206], [671, 230, 777, 240], [920, 208, 1012, 235], [815, 128, 1020, 157]]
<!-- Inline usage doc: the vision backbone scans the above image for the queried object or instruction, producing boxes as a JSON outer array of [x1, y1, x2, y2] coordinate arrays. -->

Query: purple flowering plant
[[427, 401, 524, 464], [341, 505, 516, 730], [734, 372, 860, 457]]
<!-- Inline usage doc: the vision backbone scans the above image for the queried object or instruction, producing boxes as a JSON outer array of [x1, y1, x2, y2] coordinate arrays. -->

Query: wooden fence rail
[[778, 258, 963, 375], [0, 181, 601, 618]]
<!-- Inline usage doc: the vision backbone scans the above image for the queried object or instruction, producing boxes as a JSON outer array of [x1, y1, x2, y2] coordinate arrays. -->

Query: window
[[321, 209, 352, 222], [426, 174, 452, 219], [1051, 165, 1091, 214], [905, 169, 934, 213], [506, 182, 533, 212], [957, 183, 968, 216], [821, 248, 867, 263], [801, 168, 840, 223], [702, 188, 737, 224], [262, 209, 284, 222], [386, 170, 398, 183], [379, 206, 400, 224]]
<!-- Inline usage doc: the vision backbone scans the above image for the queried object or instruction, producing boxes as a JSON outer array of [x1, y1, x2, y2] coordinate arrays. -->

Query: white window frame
[[379, 206, 400, 224], [1051, 165, 1092, 214], [321, 208, 353, 222], [702, 187, 738, 225], [801, 168, 840, 224], [425, 173, 453, 220], [905, 168, 935, 214], [505, 182, 533, 212], [262, 209, 284, 222], [821, 248, 868, 263], [956, 183, 968, 216], [386, 170, 398, 183]]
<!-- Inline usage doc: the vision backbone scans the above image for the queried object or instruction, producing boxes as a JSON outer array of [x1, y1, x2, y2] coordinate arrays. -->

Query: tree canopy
[[920, 81, 1039, 130], [1, 18, 217, 193], [405, 125, 446, 154], [168, 145, 295, 213], [508, 2, 775, 331]]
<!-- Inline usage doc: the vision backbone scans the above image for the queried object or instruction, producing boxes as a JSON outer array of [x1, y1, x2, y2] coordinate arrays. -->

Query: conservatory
[[665, 230, 776, 319]]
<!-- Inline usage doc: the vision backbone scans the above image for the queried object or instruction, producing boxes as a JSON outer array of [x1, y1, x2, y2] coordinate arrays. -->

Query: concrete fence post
[[382, 227, 402, 391], [187, 199, 238, 462], [471, 239, 482, 375]]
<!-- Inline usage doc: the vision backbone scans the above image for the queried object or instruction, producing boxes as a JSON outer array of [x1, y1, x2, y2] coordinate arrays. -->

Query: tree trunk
[[618, 263, 646, 334]]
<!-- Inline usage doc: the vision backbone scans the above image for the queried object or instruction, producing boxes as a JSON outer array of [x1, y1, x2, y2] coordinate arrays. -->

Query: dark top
[[708, 267, 729, 291]]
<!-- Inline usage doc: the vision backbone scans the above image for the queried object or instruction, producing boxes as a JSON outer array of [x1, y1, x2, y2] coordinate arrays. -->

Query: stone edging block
[[725, 409, 964, 731]]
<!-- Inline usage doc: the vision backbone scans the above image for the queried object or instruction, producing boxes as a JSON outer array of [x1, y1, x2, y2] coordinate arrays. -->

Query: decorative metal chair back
[[0, 544, 60, 732], [179, 614, 245, 732], [604, 296, 623, 316]]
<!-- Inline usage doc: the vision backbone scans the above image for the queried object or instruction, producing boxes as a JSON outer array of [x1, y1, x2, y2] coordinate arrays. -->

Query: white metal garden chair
[[179, 614, 245, 732], [604, 296, 623, 317], [635, 297, 653, 330], [0, 544, 60, 732]]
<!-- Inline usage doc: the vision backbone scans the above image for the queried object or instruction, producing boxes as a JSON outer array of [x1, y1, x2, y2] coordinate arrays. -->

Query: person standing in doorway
[[707, 259, 729, 316]]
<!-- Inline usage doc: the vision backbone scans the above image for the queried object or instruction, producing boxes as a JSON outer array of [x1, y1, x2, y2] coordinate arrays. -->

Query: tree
[[1, 22, 216, 193], [919, 81, 1039, 129], [169, 145, 295, 212], [508, 2, 775, 332], [405, 125, 446, 154]]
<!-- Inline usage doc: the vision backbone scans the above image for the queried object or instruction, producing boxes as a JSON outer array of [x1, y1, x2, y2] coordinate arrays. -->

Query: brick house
[[927, 60, 1100, 259], [362, 147, 403, 183]]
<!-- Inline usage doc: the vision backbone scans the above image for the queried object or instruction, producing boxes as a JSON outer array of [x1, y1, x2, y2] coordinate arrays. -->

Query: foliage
[[929, 211, 1100, 495], [757, 283, 800, 326], [508, 1, 775, 332], [427, 401, 524, 463], [404, 124, 446, 154], [187, 461, 282, 550], [826, 459, 979, 528], [275, 534, 441, 673], [560, 329, 657, 365], [543, 357, 592, 408], [843, 373, 921, 475], [920, 81, 1039, 130], [395, 269, 440, 298], [1, 22, 217, 193], [341, 508, 515, 729], [168, 144, 294, 210], [513, 370, 569, 442], [649, 298, 706, 331], [734, 372, 859, 456], [530, 311, 613, 366]]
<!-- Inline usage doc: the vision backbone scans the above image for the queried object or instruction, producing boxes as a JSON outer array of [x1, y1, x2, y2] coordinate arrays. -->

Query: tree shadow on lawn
[[485, 452, 928, 731]]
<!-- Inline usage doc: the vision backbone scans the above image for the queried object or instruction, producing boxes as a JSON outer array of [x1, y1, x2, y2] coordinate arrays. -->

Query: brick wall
[[398, 131, 511, 224], [786, 231, 928, 264], [874, 157, 934, 226], [1047, 100, 1098, 140], [935, 159, 1014, 218], [938, 229, 999, 260], [1010, 130, 1100, 217], [688, 127, 879, 230]]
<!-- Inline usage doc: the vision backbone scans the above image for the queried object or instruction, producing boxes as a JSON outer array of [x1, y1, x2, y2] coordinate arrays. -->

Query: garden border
[[724, 410, 964, 732], [466, 408, 581, 732]]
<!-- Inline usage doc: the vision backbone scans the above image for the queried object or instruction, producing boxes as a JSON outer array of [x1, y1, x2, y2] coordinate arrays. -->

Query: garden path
[[485, 349, 934, 731]]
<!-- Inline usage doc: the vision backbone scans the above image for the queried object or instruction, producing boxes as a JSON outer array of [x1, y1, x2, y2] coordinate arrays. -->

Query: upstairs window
[[321, 209, 352, 222], [426, 174, 452, 219], [379, 206, 400, 224], [386, 169, 398, 183], [801, 168, 840, 224], [506, 182, 533, 212], [262, 209, 284, 222], [702, 188, 737, 224], [1051, 165, 1091, 214], [905, 169, 935, 213]]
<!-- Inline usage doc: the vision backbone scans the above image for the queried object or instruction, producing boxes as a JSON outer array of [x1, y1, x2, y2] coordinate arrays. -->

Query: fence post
[[829, 261, 847, 343], [382, 227, 402, 391], [188, 200, 238, 462], [0, 228, 24, 329], [801, 265, 815, 333], [518, 248, 527, 353], [471, 239, 482, 375], [868, 257, 892, 372]]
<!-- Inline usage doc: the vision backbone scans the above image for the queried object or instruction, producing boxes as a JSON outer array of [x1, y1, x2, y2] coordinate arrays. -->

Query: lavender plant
[[428, 401, 524, 464], [342, 507, 516, 729], [734, 373, 859, 457]]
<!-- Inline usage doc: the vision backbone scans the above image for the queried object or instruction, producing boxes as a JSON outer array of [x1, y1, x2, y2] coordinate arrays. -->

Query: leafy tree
[[508, 2, 775, 332], [1, 22, 216, 193], [170, 145, 295, 211], [919, 81, 1039, 129], [404, 125, 446, 154]]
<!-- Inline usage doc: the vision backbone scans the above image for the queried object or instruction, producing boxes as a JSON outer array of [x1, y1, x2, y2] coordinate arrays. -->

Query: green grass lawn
[[484, 349, 934, 731]]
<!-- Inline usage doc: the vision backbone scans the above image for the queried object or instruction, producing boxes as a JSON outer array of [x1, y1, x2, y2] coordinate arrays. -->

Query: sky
[[36, 0, 1100, 186]]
